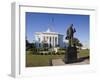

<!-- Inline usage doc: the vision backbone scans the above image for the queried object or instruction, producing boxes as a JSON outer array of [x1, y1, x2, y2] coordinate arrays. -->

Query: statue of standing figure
[[66, 24, 76, 47], [65, 24, 77, 63]]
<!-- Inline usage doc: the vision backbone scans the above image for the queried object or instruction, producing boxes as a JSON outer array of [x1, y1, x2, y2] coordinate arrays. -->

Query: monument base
[[65, 46, 77, 63]]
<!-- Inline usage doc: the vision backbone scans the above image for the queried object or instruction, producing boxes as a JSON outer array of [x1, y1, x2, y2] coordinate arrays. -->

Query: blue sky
[[26, 12, 89, 48]]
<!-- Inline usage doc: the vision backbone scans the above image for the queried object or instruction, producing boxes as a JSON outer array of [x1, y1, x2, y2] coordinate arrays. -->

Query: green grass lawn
[[79, 49, 89, 57], [26, 49, 89, 67], [26, 54, 64, 67]]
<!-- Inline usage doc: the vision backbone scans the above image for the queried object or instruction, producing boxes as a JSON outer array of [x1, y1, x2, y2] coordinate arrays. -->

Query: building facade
[[35, 28, 64, 48]]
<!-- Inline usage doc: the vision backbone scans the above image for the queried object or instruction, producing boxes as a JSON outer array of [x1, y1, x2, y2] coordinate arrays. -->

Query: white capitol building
[[35, 28, 65, 48]]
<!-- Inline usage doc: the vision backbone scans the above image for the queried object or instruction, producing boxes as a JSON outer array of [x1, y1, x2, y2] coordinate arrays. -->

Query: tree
[[26, 39, 37, 51], [26, 36, 29, 48], [26, 39, 30, 50], [73, 38, 79, 45], [26, 39, 29, 46], [78, 43, 83, 50], [73, 38, 83, 49], [32, 43, 37, 54]]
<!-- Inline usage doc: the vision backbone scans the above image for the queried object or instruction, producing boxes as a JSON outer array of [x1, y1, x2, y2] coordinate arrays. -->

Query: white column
[[51, 36, 53, 47], [54, 37, 55, 47], [41, 35, 43, 43], [57, 36, 58, 46], [48, 36, 49, 48]]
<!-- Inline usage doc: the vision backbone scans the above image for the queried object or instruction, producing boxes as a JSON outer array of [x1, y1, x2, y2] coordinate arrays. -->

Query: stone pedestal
[[65, 46, 77, 63]]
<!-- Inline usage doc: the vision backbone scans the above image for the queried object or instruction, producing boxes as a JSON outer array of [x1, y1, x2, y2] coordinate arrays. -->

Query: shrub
[[48, 52, 51, 55]]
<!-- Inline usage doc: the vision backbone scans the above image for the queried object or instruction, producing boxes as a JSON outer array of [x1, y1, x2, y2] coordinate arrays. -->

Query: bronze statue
[[65, 24, 77, 63], [65, 24, 76, 47]]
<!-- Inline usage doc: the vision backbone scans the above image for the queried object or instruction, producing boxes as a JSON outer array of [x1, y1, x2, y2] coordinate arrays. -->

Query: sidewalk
[[52, 58, 89, 66]]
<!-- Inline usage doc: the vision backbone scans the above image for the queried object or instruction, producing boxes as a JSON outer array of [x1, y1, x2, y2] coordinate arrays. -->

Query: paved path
[[52, 59, 65, 66], [52, 59, 89, 66]]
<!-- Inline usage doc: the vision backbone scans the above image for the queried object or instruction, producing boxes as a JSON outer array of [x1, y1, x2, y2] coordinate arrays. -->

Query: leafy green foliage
[[73, 38, 83, 49]]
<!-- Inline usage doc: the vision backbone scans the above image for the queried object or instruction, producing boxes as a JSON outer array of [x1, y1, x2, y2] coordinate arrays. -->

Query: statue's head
[[69, 24, 73, 30], [70, 24, 73, 27]]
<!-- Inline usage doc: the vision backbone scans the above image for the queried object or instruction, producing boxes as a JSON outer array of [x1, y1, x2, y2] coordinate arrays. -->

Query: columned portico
[[35, 28, 63, 48]]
